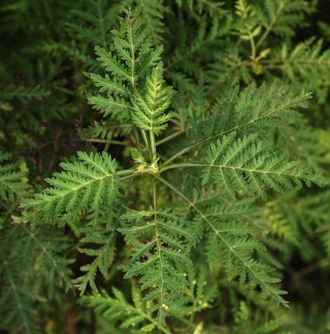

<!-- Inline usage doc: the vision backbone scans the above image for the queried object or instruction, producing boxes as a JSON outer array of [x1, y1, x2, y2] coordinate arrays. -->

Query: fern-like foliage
[[21, 151, 119, 225], [0, 223, 73, 333], [264, 199, 299, 246], [156, 127, 321, 306], [235, 0, 312, 56], [201, 132, 319, 199], [74, 210, 116, 294], [132, 66, 174, 136], [88, 10, 162, 126], [0, 84, 49, 112], [0, 152, 29, 202], [7, 2, 329, 333], [197, 83, 310, 139], [80, 285, 170, 333], [235, 0, 262, 43], [157, 177, 288, 306], [119, 209, 193, 325], [233, 301, 288, 334], [269, 39, 330, 99], [0, 256, 37, 334], [253, 0, 312, 39], [135, 0, 168, 44], [66, 0, 113, 47], [268, 190, 330, 258], [203, 209, 286, 306], [168, 1, 229, 81]]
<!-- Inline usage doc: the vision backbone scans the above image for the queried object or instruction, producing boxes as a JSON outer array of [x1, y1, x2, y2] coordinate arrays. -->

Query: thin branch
[[256, 1, 285, 49], [82, 138, 128, 146], [156, 130, 185, 146]]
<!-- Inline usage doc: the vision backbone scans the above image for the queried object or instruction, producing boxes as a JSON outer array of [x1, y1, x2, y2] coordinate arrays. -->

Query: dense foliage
[[0, 0, 330, 333]]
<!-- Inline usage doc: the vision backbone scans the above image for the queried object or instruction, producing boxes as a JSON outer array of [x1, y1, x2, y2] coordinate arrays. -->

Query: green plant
[[1, 1, 330, 333]]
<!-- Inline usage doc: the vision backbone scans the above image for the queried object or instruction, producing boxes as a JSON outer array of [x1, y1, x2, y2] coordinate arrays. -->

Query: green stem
[[104, 142, 110, 151], [151, 178, 167, 326], [249, 32, 256, 60], [133, 127, 143, 154], [256, 1, 285, 49], [160, 162, 312, 180], [83, 138, 127, 146], [156, 130, 185, 146], [160, 163, 201, 173], [141, 129, 152, 158], [120, 174, 139, 181], [117, 169, 136, 177], [161, 144, 196, 167], [150, 130, 157, 162]]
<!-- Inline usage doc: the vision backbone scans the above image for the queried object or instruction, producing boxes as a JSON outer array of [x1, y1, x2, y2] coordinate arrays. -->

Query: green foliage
[[0, 256, 37, 334], [74, 213, 116, 294], [0, 152, 29, 201], [252, 0, 312, 38], [0, 223, 73, 333], [201, 132, 319, 198], [132, 66, 174, 136], [66, 0, 114, 47], [22, 151, 119, 225], [81, 285, 169, 333], [1, 1, 330, 333], [88, 11, 162, 124], [119, 209, 193, 325], [0, 85, 49, 112]]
